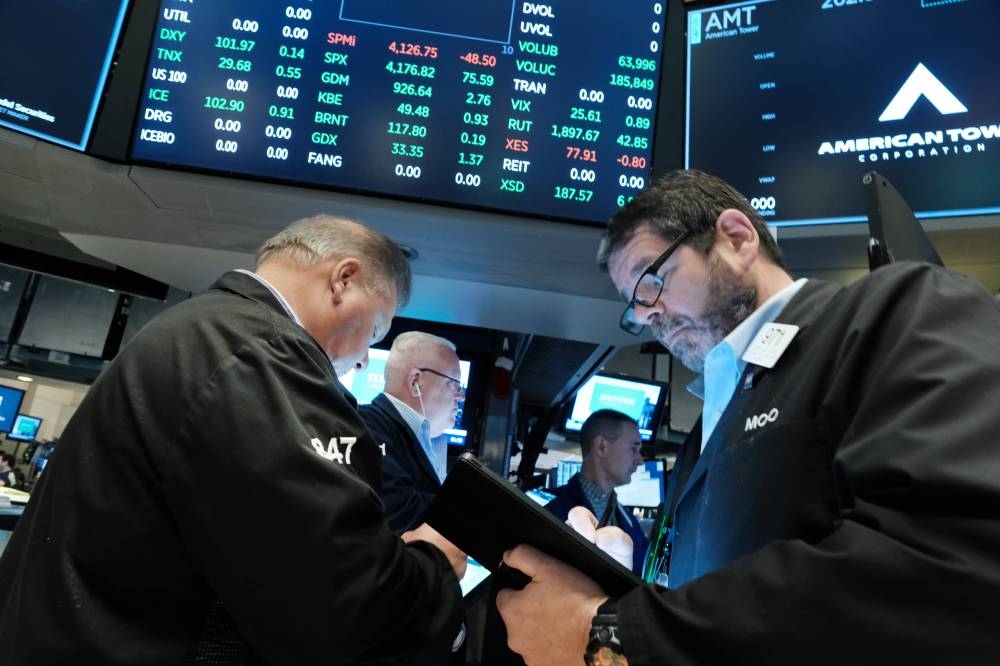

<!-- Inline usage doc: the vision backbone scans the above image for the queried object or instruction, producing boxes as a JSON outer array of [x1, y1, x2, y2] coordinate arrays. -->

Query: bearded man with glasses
[[498, 169, 1000, 666]]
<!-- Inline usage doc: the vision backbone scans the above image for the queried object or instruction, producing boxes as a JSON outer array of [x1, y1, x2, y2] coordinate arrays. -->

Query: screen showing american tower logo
[[686, 0, 1000, 225]]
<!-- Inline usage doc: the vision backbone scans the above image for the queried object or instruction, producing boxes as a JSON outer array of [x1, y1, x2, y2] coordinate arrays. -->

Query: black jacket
[[617, 262, 1000, 665], [0, 271, 463, 665], [358, 394, 442, 535]]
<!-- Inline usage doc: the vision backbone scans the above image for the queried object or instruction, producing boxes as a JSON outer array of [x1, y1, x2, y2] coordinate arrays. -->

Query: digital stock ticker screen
[[686, 0, 1000, 226], [131, 0, 670, 225]]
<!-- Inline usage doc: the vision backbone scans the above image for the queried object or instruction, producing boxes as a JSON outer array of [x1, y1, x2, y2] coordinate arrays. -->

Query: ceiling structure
[[3, 128, 999, 347], [2, 128, 642, 346], [3, 126, 1000, 410]]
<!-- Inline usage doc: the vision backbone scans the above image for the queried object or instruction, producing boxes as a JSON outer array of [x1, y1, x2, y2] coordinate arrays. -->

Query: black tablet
[[426, 453, 641, 598]]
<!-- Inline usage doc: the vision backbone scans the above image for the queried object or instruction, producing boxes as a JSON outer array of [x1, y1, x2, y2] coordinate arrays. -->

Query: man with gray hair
[[360, 331, 464, 534], [0, 215, 466, 665]]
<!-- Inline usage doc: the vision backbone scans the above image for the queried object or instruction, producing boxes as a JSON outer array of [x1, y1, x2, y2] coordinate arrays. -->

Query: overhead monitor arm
[[863, 171, 945, 271]]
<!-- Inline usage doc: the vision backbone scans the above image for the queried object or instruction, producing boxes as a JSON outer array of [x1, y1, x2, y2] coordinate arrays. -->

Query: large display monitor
[[0, 386, 26, 435], [0, 0, 130, 150], [6, 415, 43, 443], [130, 0, 670, 224], [685, 0, 1000, 226], [564, 373, 666, 442]]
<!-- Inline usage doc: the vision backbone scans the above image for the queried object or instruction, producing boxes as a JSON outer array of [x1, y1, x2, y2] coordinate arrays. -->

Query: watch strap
[[585, 598, 624, 663]]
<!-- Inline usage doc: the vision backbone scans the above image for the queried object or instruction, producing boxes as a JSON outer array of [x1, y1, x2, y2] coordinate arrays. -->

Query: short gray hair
[[385, 331, 457, 383], [257, 214, 411, 307]]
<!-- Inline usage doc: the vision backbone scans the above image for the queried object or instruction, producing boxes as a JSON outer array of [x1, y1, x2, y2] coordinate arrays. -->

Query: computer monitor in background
[[7, 415, 43, 442], [556, 460, 583, 488], [442, 429, 467, 447], [339, 348, 391, 405], [0, 386, 26, 435], [615, 460, 667, 509], [524, 487, 556, 507], [564, 374, 666, 442], [553, 459, 666, 509]]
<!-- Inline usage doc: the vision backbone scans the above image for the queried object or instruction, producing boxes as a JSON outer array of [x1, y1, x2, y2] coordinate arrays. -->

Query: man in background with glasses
[[498, 169, 1000, 665], [360, 331, 465, 535], [360, 332, 467, 665]]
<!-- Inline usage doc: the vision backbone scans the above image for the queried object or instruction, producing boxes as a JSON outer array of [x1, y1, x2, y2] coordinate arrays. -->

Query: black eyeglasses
[[418, 367, 463, 391], [620, 229, 692, 335]]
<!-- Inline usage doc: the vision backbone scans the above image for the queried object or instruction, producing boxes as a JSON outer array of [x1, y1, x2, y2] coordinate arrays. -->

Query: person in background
[[497, 169, 1000, 665], [360, 332, 466, 666], [0, 215, 466, 665], [0, 454, 16, 488], [359, 331, 464, 534], [545, 410, 649, 573]]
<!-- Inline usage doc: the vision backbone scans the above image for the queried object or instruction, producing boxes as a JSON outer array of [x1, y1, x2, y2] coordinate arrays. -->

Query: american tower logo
[[878, 63, 967, 122], [690, 4, 759, 44], [818, 63, 999, 163]]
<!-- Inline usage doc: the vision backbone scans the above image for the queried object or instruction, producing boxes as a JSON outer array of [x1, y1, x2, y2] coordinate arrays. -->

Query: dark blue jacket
[[546, 472, 650, 574], [358, 393, 441, 535]]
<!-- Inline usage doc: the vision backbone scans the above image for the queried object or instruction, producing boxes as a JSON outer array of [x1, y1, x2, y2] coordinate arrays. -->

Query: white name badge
[[742, 322, 800, 369]]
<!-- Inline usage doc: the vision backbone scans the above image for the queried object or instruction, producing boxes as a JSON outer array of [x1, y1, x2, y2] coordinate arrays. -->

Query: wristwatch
[[585, 599, 625, 664]]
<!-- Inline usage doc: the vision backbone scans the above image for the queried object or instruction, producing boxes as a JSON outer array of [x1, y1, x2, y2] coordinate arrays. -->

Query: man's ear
[[408, 369, 422, 396], [329, 258, 362, 303], [593, 434, 609, 457], [715, 209, 759, 270]]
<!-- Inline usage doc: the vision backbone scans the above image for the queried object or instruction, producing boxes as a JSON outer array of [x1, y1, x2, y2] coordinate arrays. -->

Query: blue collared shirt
[[692, 279, 808, 451], [384, 393, 447, 483]]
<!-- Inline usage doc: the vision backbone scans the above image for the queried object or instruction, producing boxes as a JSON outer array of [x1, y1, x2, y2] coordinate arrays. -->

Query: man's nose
[[632, 297, 667, 326]]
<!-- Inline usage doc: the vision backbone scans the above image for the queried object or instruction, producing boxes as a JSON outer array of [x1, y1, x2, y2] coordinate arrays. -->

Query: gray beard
[[653, 258, 757, 374]]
